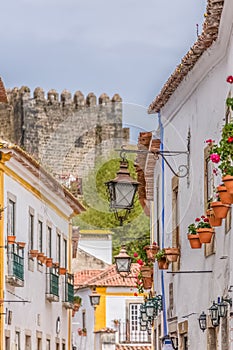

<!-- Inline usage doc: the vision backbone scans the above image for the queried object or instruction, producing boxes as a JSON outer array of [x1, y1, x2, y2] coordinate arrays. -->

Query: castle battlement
[[6, 86, 122, 108]]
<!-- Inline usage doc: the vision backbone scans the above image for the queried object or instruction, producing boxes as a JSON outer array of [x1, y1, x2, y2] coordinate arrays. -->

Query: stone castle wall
[[1, 86, 129, 179]]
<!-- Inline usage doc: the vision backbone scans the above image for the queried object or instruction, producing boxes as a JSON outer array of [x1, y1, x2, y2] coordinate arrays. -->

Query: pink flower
[[210, 153, 221, 163], [205, 139, 214, 144], [227, 75, 233, 84], [137, 259, 144, 266], [195, 218, 200, 222], [133, 252, 138, 258], [228, 137, 233, 143]]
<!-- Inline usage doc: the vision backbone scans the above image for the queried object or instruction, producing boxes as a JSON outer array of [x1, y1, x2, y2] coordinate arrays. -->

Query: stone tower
[[0, 79, 129, 184]]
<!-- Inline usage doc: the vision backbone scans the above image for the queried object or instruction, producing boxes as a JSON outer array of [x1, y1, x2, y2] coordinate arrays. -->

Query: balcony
[[6, 251, 24, 287], [46, 270, 59, 302], [118, 321, 151, 344], [63, 273, 74, 309]]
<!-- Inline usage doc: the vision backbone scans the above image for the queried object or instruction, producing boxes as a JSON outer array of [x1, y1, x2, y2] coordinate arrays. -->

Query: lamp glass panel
[[115, 258, 131, 273], [145, 300, 155, 318], [140, 324, 147, 331], [114, 182, 137, 209], [141, 311, 148, 322], [218, 302, 227, 318], [90, 295, 100, 306]]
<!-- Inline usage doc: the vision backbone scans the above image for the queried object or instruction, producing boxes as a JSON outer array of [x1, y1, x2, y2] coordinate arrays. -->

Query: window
[[47, 226, 52, 258], [8, 198, 16, 235], [57, 232, 61, 264], [63, 238, 67, 269], [172, 176, 180, 271], [25, 335, 31, 350], [15, 331, 20, 350], [129, 303, 148, 342], [156, 176, 160, 248], [38, 220, 43, 252], [29, 208, 34, 250], [46, 339, 51, 350], [82, 310, 86, 331]]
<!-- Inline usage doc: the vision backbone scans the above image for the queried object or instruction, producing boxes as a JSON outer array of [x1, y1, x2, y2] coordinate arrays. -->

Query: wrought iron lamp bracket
[[117, 130, 191, 186]]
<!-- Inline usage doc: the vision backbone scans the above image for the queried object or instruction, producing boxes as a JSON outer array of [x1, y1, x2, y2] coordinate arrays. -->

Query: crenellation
[[0, 79, 128, 180], [86, 92, 96, 106]]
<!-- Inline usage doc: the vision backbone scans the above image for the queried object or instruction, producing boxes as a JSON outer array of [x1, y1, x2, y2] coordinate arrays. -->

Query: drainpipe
[[158, 112, 168, 339]]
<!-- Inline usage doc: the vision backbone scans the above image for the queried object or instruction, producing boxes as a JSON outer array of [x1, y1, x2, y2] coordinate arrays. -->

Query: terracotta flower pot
[[29, 249, 38, 258], [210, 201, 230, 219], [164, 247, 180, 262], [46, 258, 53, 267], [59, 267, 67, 275], [37, 253, 45, 263], [7, 235, 16, 244], [140, 266, 153, 289], [206, 209, 222, 227], [223, 175, 233, 194], [157, 257, 169, 269], [196, 228, 214, 244], [143, 245, 159, 262], [217, 185, 233, 204], [187, 234, 202, 249], [16, 241, 26, 248]]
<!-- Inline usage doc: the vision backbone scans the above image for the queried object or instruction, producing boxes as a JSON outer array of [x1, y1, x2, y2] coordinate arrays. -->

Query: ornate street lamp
[[114, 246, 132, 276], [198, 311, 207, 332], [105, 158, 139, 225], [218, 297, 232, 318], [89, 288, 101, 308], [145, 299, 155, 318], [209, 301, 219, 327], [140, 304, 149, 322]]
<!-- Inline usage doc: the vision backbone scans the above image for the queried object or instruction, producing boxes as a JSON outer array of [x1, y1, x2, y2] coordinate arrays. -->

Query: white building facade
[[147, 0, 233, 349], [0, 142, 84, 350]]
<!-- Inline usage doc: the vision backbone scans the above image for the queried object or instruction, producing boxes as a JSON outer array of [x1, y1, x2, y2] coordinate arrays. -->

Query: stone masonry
[[0, 80, 129, 181]]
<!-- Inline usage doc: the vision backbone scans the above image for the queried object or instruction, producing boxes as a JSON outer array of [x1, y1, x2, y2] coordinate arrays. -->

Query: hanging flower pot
[[210, 201, 230, 219], [7, 235, 16, 244], [140, 266, 153, 290], [46, 258, 53, 268], [164, 247, 180, 262], [59, 267, 67, 275], [187, 234, 202, 249], [223, 175, 233, 194], [143, 244, 159, 262], [196, 228, 214, 244], [217, 185, 233, 204], [157, 257, 169, 270], [29, 249, 38, 258], [206, 209, 222, 227]]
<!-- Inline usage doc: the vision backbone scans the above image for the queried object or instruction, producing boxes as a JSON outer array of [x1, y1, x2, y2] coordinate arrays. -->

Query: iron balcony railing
[[8, 251, 24, 281], [64, 273, 74, 303], [46, 271, 59, 300], [118, 321, 150, 344]]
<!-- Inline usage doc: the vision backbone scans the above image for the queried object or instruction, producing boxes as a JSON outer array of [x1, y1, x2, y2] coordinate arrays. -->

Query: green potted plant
[[195, 215, 214, 244], [155, 249, 169, 269], [73, 295, 82, 312], [187, 221, 202, 249], [133, 243, 153, 292], [143, 241, 159, 262]]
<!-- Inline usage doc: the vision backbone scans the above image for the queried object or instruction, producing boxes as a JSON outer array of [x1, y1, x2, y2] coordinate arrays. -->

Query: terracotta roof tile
[[116, 345, 151, 350], [0, 78, 8, 103], [74, 263, 140, 288], [148, 0, 224, 113]]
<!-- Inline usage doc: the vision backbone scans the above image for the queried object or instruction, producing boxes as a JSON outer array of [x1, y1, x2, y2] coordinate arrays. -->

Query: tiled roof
[[148, 0, 225, 113], [74, 269, 103, 286], [74, 263, 140, 288], [116, 345, 151, 350], [0, 78, 8, 103]]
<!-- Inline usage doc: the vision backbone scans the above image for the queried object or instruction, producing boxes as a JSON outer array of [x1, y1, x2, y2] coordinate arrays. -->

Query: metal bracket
[[117, 130, 191, 186]]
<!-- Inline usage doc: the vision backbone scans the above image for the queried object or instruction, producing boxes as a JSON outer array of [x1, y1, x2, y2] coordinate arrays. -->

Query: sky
[[1, 0, 206, 137]]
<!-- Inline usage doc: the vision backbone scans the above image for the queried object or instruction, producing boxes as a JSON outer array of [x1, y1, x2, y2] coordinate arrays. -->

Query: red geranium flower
[[204, 218, 209, 222], [195, 218, 200, 222], [133, 252, 138, 257], [228, 137, 233, 143], [134, 292, 138, 297], [201, 215, 205, 219], [210, 153, 221, 163], [137, 259, 143, 266], [226, 75, 233, 84]]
